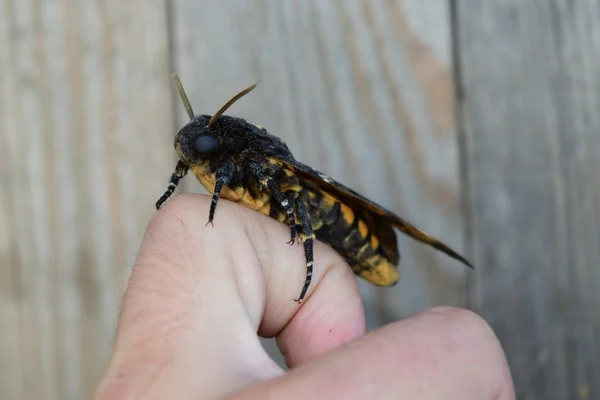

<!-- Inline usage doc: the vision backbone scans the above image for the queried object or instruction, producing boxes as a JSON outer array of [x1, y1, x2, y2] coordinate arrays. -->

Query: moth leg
[[293, 197, 314, 303], [156, 161, 189, 210], [207, 158, 236, 227], [264, 178, 297, 245]]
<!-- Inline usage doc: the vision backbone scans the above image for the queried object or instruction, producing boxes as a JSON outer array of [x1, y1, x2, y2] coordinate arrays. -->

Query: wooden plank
[[456, 1, 600, 399], [0, 1, 173, 399], [169, 0, 468, 330]]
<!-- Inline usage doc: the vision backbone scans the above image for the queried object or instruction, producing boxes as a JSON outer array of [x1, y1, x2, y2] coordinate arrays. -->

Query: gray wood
[[0, 1, 173, 398], [456, 1, 600, 399], [170, 0, 468, 330]]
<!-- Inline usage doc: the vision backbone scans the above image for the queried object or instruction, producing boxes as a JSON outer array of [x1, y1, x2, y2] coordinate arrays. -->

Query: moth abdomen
[[300, 187, 400, 286]]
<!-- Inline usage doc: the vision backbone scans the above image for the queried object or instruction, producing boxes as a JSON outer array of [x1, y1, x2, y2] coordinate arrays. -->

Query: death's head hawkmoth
[[157, 74, 473, 303]]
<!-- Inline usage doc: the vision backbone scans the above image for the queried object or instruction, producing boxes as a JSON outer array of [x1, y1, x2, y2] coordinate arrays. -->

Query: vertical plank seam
[[546, 3, 573, 394], [449, 0, 475, 310], [164, 0, 181, 185], [1, 1, 26, 397], [33, 1, 60, 397]]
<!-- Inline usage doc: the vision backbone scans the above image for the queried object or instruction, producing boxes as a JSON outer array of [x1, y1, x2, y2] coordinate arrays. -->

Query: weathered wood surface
[[0, 1, 174, 399], [1, 0, 598, 399], [457, 1, 600, 399]]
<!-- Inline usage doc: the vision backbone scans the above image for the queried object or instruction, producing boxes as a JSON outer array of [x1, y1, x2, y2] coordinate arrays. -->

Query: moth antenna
[[171, 73, 195, 119], [208, 80, 260, 128]]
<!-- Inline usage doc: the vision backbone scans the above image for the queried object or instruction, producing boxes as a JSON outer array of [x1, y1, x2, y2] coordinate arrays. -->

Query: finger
[[253, 205, 366, 366], [95, 194, 365, 399], [271, 269, 366, 367], [231, 307, 516, 400]]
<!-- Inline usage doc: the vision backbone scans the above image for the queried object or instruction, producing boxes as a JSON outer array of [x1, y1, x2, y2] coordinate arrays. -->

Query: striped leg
[[155, 161, 189, 209], [207, 158, 236, 227], [293, 197, 314, 303], [265, 178, 297, 245]]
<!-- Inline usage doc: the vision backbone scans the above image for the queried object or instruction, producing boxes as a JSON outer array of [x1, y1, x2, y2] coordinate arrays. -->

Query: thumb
[[95, 194, 365, 399]]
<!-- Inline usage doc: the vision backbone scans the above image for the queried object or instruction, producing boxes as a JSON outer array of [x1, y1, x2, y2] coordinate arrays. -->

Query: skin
[[94, 194, 515, 399]]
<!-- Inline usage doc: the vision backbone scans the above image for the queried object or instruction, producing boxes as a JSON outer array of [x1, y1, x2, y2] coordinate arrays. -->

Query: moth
[[157, 74, 473, 303]]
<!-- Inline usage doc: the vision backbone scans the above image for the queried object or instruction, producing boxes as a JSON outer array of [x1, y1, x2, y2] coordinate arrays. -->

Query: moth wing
[[274, 157, 473, 269]]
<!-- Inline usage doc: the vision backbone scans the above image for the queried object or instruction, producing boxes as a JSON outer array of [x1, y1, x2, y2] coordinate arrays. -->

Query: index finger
[[232, 308, 515, 400]]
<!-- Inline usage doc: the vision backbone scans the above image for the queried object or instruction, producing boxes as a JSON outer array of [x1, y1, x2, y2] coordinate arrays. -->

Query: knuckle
[[146, 194, 217, 245], [424, 306, 498, 344], [149, 194, 209, 230], [422, 306, 512, 391]]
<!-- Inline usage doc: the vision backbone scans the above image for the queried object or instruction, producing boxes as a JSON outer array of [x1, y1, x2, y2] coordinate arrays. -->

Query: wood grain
[[456, 1, 600, 399], [0, 0, 173, 398], [169, 0, 468, 328], [11, 1, 600, 399]]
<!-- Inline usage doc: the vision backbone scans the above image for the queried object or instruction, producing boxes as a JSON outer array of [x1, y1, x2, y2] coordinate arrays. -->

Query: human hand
[[94, 194, 515, 399]]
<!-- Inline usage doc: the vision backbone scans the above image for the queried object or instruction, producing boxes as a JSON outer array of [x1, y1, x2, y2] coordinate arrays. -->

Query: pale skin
[[94, 194, 515, 399]]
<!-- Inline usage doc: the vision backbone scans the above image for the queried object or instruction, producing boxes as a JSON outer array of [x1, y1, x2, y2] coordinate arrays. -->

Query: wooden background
[[1, 1, 598, 399]]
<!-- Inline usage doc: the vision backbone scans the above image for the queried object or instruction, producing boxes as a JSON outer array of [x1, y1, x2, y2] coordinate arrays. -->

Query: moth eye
[[193, 135, 219, 158]]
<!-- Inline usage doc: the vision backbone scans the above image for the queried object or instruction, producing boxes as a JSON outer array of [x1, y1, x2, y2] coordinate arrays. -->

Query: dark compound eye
[[193, 135, 219, 158]]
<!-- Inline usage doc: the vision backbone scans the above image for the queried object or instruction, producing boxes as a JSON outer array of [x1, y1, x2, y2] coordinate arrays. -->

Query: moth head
[[170, 74, 259, 166], [174, 115, 218, 165]]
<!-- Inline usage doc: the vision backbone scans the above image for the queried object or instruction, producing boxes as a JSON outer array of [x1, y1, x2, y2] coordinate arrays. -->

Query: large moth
[[157, 75, 473, 303]]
